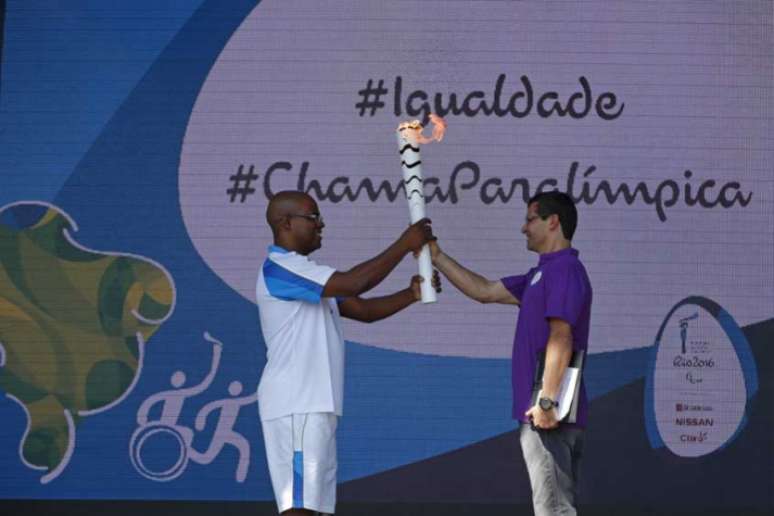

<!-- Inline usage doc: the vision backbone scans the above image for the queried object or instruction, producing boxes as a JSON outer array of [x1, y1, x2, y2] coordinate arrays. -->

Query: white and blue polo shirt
[[256, 245, 345, 421]]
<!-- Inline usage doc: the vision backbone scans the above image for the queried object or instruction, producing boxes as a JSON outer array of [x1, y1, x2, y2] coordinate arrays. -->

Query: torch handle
[[416, 244, 437, 303]]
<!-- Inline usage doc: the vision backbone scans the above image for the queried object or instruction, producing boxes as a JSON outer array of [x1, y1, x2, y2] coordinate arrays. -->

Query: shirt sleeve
[[263, 254, 336, 303], [500, 274, 528, 301], [543, 262, 587, 328]]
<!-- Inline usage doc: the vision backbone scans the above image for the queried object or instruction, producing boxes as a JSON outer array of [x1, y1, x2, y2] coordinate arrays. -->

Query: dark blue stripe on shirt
[[263, 259, 324, 303]]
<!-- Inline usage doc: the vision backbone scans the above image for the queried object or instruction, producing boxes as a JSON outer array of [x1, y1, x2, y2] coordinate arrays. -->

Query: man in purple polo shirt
[[430, 191, 591, 516]]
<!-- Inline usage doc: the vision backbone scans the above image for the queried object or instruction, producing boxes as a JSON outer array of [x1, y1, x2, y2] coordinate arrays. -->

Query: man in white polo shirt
[[256, 190, 437, 515]]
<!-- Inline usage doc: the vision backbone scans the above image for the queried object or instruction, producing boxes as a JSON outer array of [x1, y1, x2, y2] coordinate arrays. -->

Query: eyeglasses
[[288, 213, 324, 225]]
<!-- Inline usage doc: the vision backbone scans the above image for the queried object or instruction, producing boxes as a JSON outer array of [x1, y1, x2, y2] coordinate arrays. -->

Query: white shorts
[[261, 412, 338, 514]]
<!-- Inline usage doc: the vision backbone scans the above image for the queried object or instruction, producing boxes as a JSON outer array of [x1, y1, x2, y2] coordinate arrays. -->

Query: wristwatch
[[538, 397, 558, 411]]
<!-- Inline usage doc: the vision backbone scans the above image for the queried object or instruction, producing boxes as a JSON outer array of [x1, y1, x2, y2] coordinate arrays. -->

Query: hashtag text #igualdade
[[356, 75, 625, 124], [228, 162, 752, 222]]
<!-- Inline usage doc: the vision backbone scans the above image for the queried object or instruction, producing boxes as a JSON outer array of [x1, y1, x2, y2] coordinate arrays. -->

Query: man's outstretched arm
[[338, 274, 440, 323], [322, 219, 433, 298], [430, 241, 519, 305]]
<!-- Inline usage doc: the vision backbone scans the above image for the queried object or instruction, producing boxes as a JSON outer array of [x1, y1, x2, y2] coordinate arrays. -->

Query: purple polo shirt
[[501, 247, 592, 428]]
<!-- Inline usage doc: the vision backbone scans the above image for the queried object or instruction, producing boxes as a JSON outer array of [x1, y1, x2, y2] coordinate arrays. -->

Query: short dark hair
[[527, 191, 578, 240]]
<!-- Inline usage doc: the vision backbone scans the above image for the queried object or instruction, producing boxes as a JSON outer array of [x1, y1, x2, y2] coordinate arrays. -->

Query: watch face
[[539, 397, 554, 411]]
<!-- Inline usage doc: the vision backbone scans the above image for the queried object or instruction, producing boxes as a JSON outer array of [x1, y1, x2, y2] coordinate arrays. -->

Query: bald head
[[266, 190, 316, 236]]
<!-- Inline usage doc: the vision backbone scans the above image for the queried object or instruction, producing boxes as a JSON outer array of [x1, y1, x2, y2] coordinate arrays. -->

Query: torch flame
[[397, 113, 447, 145]]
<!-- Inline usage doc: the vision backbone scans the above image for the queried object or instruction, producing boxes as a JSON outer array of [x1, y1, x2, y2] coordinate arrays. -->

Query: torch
[[396, 115, 446, 304]]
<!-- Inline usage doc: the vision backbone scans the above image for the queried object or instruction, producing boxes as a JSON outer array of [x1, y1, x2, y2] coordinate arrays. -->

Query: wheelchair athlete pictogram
[[129, 332, 256, 482]]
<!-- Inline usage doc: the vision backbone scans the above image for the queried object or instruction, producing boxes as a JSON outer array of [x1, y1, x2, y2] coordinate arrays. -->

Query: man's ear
[[548, 213, 561, 232], [280, 215, 292, 231]]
